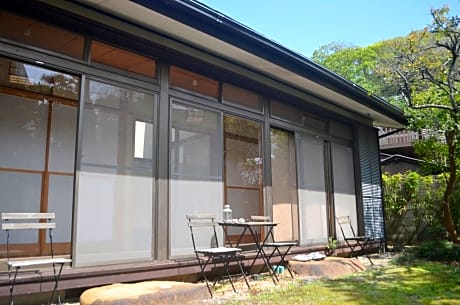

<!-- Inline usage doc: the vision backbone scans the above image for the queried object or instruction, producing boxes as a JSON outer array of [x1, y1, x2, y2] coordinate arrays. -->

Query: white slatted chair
[[2, 213, 71, 305]]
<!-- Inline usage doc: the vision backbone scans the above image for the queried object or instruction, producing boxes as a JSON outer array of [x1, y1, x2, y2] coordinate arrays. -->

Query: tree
[[311, 41, 400, 100], [393, 7, 460, 243]]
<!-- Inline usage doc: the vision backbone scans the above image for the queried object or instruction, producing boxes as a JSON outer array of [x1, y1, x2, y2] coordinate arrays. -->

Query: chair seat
[[264, 242, 297, 247], [186, 214, 250, 297], [345, 236, 371, 241], [197, 247, 242, 255]]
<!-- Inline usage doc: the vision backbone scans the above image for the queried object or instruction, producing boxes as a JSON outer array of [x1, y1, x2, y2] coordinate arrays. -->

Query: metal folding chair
[[250, 216, 297, 280], [186, 214, 250, 297], [336, 216, 373, 265]]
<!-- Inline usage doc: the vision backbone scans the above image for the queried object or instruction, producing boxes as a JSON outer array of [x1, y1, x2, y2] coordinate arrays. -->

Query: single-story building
[[0, 0, 405, 299]]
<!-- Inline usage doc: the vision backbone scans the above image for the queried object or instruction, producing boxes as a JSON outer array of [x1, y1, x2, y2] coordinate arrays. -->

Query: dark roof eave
[[132, 0, 406, 125]]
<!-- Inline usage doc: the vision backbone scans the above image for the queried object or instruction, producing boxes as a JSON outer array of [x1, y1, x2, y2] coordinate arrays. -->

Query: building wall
[[0, 2, 383, 268]]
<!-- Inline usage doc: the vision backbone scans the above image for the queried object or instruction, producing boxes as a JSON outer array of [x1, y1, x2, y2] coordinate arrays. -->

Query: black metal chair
[[186, 214, 250, 297], [250, 216, 297, 279], [336, 216, 373, 265]]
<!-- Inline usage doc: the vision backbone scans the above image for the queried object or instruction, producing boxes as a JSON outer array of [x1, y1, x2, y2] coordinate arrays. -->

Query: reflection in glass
[[0, 57, 80, 100], [224, 115, 262, 221], [297, 133, 328, 245], [170, 103, 222, 256], [75, 79, 156, 266], [270, 128, 298, 241], [0, 57, 79, 258]]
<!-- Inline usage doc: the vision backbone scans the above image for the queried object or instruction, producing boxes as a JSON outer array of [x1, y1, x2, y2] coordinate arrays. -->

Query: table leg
[[247, 226, 278, 284]]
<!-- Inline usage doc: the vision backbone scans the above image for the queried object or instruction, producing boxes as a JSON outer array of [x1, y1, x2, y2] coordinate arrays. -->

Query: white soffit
[[77, 0, 401, 127]]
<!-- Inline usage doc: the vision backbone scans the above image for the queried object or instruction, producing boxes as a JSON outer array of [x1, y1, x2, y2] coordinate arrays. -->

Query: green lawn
[[223, 261, 460, 305]]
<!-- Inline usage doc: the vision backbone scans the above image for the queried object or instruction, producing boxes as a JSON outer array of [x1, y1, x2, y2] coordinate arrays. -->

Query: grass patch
[[223, 261, 460, 305]]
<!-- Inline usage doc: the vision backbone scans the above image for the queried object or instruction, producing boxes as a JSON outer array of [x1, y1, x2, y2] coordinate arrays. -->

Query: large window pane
[[224, 115, 262, 220], [332, 142, 358, 240], [75, 80, 156, 266], [270, 128, 298, 241], [170, 103, 222, 257], [297, 133, 328, 245]]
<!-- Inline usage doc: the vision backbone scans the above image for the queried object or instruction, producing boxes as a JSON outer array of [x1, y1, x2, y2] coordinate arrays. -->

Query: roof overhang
[[70, 0, 405, 128]]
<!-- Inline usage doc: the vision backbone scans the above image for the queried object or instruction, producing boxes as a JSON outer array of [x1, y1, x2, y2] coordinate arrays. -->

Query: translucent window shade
[[0, 10, 84, 59], [170, 66, 219, 98], [222, 83, 263, 112], [75, 79, 156, 266], [270, 128, 299, 241], [91, 41, 156, 78]]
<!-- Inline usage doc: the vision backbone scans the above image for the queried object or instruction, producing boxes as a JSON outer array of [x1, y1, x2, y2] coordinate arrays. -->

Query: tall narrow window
[[331, 142, 358, 239], [296, 133, 328, 245], [270, 128, 298, 241], [170, 102, 222, 256], [0, 57, 79, 257], [75, 80, 157, 266], [224, 115, 263, 242]]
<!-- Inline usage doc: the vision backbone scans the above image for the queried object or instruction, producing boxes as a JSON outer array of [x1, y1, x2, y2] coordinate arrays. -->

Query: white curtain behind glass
[[297, 133, 328, 245], [75, 79, 156, 266], [331, 142, 358, 240], [170, 102, 222, 257]]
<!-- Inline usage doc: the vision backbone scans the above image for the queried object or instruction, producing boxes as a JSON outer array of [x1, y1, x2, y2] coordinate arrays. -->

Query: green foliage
[[312, 6, 460, 242], [382, 171, 441, 216], [383, 170, 460, 242], [223, 261, 460, 305], [393, 241, 460, 264]]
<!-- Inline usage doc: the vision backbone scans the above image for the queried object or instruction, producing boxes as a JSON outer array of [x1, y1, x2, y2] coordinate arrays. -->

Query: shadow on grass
[[227, 262, 460, 305], [303, 262, 460, 305]]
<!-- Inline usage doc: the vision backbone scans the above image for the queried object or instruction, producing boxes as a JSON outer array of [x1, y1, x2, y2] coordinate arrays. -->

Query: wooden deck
[[0, 243, 382, 298]]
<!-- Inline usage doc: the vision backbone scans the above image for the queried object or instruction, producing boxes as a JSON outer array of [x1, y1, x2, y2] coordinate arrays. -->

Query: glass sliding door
[[75, 79, 156, 266], [0, 57, 79, 257], [270, 128, 298, 241], [170, 102, 222, 257], [331, 142, 358, 240], [296, 133, 328, 245], [224, 115, 263, 242]]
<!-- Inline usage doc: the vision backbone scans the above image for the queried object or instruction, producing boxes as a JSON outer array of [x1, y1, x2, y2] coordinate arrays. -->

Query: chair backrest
[[250, 215, 274, 240], [186, 214, 220, 251], [2, 213, 57, 259], [336, 216, 357, 238]]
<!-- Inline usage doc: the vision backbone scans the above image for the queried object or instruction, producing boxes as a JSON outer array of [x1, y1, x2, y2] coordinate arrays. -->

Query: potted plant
[[325, 237, 338, 256]]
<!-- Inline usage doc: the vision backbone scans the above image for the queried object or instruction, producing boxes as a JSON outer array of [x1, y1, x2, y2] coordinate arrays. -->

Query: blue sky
[[198, 0, 460, 57]]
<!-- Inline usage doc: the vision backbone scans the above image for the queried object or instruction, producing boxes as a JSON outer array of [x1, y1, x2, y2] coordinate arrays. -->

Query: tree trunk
[[443, 131, 459, 243]]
